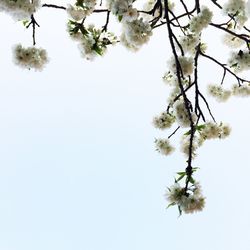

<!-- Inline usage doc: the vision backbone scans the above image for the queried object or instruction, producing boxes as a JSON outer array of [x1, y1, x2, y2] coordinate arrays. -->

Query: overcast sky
[[0, 1, 250, 250]]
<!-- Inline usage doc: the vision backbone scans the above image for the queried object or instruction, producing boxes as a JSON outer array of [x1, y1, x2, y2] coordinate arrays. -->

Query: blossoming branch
[[1, 0, 250, 215]]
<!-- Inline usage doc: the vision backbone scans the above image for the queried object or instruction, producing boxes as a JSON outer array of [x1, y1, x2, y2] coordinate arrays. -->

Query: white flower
[[166, 182, 205, 214], [168, 56, 194, 76], [78, 35, 96, 60], [228, 50, 250, 72], [83, 0, 97, 10], [166, 183, 183, 203], [180, 135, 199, 159], [67, 4, 87, 21], [0, 0, 41, 20], [232, 83, 250, 96], [223, 33, 245, 48], [220, 124, 231, 139], [167, 86, 181, 105], [120, 18, 152, 51], [189, 6, 213, 33], [223, 0, 247, 27], [13, 44, 48, 71], [207, 84, 231, 102], [179, 34, 200, 54], [180, 194, 205, 214], [153, 111, 175, 130], [68, 23, 118, 60], [122, 7, 138, 23], [155, 138, 175, 156], [173, 100, 196, 128], [199, 122, 231, 140], [106, 0, 132, 16], [66, 0, 96, 21]]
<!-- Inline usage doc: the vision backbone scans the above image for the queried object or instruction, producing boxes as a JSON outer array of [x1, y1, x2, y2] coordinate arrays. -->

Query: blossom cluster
[[0, 0, 41, 20], [232, 83, 250, 96], [66, 0, 97, 21], [199, 122, 231, 141], [13, 44, 48, 70], [189, 6, 213, 34], [120, 18, 152, 51], [2, 0, 250, 216], [155, 139, 175, 156], [166, 182, 205, 214], [168, 56, 194, 76], [228, 50, 250, 72], [208, 83, 250, 101], [180, 122, 231, 158], [223, 0, 248, 27], [223, 33, 245, 49], [153, 111, 175, 130], [68, 22, 118, 60], [173, 99, 197, 128], [179, 34, 200, 55], [208, 84, 231, 102], [107, 0, 130, 16]]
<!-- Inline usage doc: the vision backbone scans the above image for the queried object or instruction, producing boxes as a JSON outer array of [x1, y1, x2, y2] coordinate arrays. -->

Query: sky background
[[0, 1, 250, 250]]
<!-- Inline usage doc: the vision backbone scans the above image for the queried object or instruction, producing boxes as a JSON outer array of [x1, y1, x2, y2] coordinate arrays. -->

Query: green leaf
[[79, 26, 88, 35], [118, 15, 123, 22], [166, 202, 176, 209], [76, 0, 84, 7], [196, 124, 206, 131], [176, 171, 186, 175], [184, 124, 206, 135], [176, 173, 185, 182], [189, 176, 195, 184], [184, 130, 191, 136], [22, 20, 29, 27], [192, 167, 199, 172], [93, 45, 103, 56]]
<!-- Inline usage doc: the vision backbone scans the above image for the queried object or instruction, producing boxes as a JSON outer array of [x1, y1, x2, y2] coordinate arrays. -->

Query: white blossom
[[180, 194, 205, 214], [0, 0, 41, 20], [228, 50, 250, 72], [67, 0, 96, 21], [120, 18, 152, 51], [180, 135, 199, 158], [68, 23, 118, 60], [179, 34, 200, 54], [13, 44, 48, 71], [67, 4, 87, 21], [223, 0, 247, 27], [155, 138, 175, 156], [173, 100, 196, 128], [106, 0, 131, 16], [166, 182, 205, 214], [232, 83, 250, 96], [78, 35, 97, 60], [220, 124, 231, 139], [168, 56, 194, 76], [199, 122, 231, 140], [122, 7, 138, 23], [153, 111, 175, 130], [167, 86, 181, 105], [189, 6, 213, 33], [166, 183, 183, 204], [223, 33, 245, 48], [207, 84, 231, 102]]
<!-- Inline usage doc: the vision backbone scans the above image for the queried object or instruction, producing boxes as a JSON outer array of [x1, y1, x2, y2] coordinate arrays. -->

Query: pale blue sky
[[0, 2, 250, 250]]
